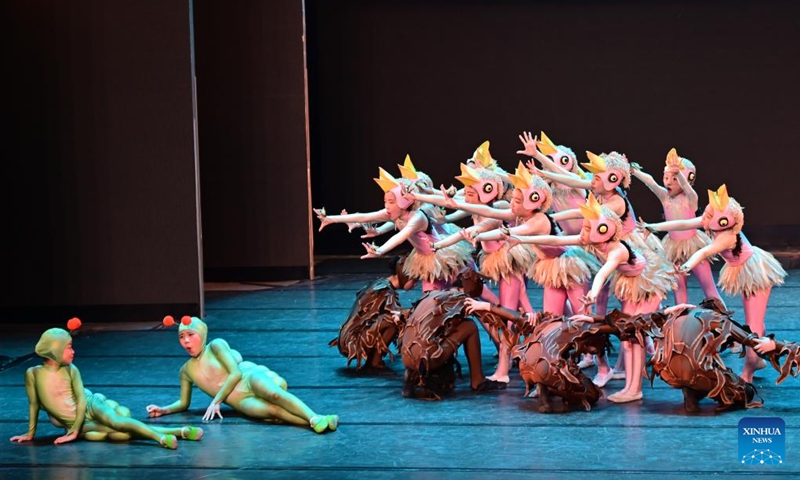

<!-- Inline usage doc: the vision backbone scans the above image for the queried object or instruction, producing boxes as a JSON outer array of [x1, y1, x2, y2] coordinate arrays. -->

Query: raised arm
[[630, 164, 668, 202], [680, 231, 736, 272], [646, 216, 703, 233], [146, 365, 194, 418], [10, 368, 40, 443], [675, 170, 698, 209]]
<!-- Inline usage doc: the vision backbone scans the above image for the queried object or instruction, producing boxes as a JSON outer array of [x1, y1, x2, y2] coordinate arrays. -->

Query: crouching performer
[[10, 326, 203, 449], [648, 298, 800, 413], [329, 255, 417, 370], [400, 270, 509, 399]]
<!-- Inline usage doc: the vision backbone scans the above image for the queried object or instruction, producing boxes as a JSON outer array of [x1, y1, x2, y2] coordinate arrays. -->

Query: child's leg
[[740, 289, 770, 383], [88, 400, 177, 448], [480, 284, 500, 304], [692, 260, 725, 306], [489, 276, 522, 381], [542, 286, 567, 316], [517, 279, 534, 314], [236, 396, 308, 426], [248, 374, 337, 433], [672, 272, 688, 305]]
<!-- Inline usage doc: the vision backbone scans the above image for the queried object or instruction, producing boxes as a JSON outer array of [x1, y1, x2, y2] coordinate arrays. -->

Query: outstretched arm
[[680, 231, 735, 272], [10, 368, 40, 443], [550, 208, 584, 222], [146, 365, 194, 418], [507, 233, 581, 247], [646, 216, 703, 233], [538, 169, 592, 190], [363, 211, 427, 258], [313, 208, 391, 232]]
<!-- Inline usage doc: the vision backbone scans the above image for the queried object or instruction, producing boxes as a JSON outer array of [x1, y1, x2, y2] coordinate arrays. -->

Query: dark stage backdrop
[[306, 0, 800, 255], [2, 0, 202, 323], [194, 0, 312, 281]]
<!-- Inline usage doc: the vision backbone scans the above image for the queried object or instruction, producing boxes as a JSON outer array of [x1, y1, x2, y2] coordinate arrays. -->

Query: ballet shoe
[[592, 369, 614, 388], [577, 355, 595, 369], [527, 388, 539, 398], [607, 391, 643, 403], [160, 434, 178, 449], [181, 426, 204, 441], [326, 415, 339, 432], [486, 374, 509, 383], [310, 415, 329, 434]]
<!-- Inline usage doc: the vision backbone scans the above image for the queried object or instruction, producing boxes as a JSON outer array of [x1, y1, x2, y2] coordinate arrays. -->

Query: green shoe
[[326, 415, 339, 432], [310, 415, 328, 434], [181, 426, 204, 441], [160, 434, 178, 449]]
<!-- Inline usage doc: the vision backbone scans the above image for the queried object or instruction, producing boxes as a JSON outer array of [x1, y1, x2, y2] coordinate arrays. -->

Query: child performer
[[630, 148, 722, 304], [506, 194, 675, 402], [643, 185, 786, 382], [315, 168, 472, 292], [10, 325, 203, 449], [146, 317, 339, 433]]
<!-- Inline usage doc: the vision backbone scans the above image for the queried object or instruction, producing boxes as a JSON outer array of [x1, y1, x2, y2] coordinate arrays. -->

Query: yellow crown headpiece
[[707, 184, 730, 212], [537, 131, 558, 156], [397, 154, 419, 180], [374, 167, 400, 193], [507, 161, 533, 190], [579, 193, 603, 220], [455, 163, 482, 187], [665, 148, 685, 170], [581, 151, 607, 174], [471, 141, 496, 168]]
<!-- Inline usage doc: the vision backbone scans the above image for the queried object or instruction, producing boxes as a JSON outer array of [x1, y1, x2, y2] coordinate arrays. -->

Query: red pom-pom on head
[[67, 317, 82, 331], [163, 315, 175, 327], [181, 315, 192, 326]]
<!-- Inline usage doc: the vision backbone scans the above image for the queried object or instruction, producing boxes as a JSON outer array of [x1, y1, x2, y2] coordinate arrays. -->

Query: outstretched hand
[[569, 314, 595, 324], [203, 401, 223, 422], [517, 131, 539, 157], [360, 225, 380, 239], [580, 293, 596, 310], [753, 337, 777, 354], [503, 231, 521, 249], [313, 208, 335, 232], [400, 183, 417, 203], [10, 433, 34, 443], [54, 431, 78, 445], [439, 185, 458, 209], [464, 298, 491, 314], [146, 404, 167, 418], [361, 242, 382, 259]]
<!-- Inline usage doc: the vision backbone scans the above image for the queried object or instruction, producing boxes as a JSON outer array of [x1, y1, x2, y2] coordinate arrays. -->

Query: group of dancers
[[8, 132, 795, 450], [318, 132, 794, 409]]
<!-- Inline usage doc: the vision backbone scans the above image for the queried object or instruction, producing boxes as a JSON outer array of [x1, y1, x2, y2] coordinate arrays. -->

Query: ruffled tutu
[[528, 246, 601, 289], [718, 246, 786, 297], [479, 244, 536, 282], [662, 230, 714, 265], [405, 244, 473, 283], [611, 248, 677, 304]]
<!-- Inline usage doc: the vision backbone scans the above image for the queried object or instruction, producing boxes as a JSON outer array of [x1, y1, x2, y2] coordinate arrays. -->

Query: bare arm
[[680, 231, 735, 272], [56, 365, 88, 444], [587, 248, 625, 301], [314, 208, 391, 231], [647, 216, 703, 232], [675, 171, 698, 209], [365, 211, 428, 257], [550, 208, 583, 222], [508, 233, 581, 247], [538, 169, 592, 190]]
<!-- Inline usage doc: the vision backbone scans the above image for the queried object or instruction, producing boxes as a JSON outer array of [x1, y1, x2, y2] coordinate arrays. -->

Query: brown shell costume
[[648, 298, 800, 413], [329, 278, 403, 369], [513, 310, 660, 413], [400, 270, 503, 399]]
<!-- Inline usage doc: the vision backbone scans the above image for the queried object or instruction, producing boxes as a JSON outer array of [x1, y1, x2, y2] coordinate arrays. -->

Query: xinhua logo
[[739, 417, 785, 465]]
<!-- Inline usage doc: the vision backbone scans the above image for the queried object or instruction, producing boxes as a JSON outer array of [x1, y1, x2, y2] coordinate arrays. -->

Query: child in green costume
[[10, 328, 203, 449]]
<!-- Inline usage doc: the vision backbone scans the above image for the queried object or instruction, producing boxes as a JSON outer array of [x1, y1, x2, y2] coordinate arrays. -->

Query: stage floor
[[2, 261, 799, 479]]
